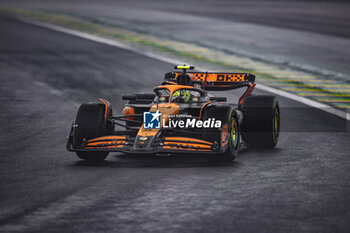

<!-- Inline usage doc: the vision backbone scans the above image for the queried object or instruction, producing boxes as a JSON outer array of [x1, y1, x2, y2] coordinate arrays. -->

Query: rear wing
[[164, 71, 255, 91]]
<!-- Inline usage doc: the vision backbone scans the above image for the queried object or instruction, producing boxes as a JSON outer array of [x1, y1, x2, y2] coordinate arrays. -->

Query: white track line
[[20, 18, 350, 121]]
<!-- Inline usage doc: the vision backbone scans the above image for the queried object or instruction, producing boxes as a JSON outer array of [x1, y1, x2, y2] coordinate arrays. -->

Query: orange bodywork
[[164, 137, 213, 145], [157, 85, 193, 95], [98, 98, 109, 118], [199, 101, 212, 120], [86, 136, 126, 148], [163, 137, 213, 151], [162, 146, 211, 151], [136, 103, 180, 137], [221, 124, 229, 147], [239, 83, 256, 106], [123, 106, 135, 120]]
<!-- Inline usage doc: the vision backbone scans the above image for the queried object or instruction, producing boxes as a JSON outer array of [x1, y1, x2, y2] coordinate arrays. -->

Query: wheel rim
[[231, 118, 238, 148], [273, 107, 279, 142]]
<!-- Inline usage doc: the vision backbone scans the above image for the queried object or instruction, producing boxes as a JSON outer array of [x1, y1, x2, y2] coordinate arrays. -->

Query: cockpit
[[154, 87, 207, 104]]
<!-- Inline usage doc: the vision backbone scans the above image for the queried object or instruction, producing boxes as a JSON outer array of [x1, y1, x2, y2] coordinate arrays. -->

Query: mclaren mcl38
[[66, 66, 280, 162]]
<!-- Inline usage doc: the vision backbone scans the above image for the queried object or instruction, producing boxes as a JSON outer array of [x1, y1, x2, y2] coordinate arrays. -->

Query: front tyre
[[73, 102, 112, 161], [76, 151, 108, 162], [202, 106, 239, 162]]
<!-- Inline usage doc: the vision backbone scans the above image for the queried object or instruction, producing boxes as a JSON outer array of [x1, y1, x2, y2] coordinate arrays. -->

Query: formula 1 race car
[[66, 66, 280, 162]]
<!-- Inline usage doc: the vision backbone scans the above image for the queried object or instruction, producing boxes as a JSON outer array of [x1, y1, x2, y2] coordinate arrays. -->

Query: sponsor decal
[[143, 110, 161, 129], [139, 136, 148, 141], [143, 111, 221, 129], [163, 117, 221, 128]]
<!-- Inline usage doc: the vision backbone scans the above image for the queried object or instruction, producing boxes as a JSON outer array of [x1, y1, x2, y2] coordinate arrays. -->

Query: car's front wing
[[67, 135, 220, 154]]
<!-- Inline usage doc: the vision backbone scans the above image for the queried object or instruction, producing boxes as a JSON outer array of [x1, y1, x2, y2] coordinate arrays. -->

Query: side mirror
[[122, 94, 136, 100], [210, 97, 227, 102]]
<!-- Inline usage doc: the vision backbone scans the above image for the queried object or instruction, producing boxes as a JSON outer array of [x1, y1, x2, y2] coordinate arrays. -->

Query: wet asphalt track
[[0, 15, 350, 233]]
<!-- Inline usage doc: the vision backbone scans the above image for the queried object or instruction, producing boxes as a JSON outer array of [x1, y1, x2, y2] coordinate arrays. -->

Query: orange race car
[[66, 66, 280, 162]]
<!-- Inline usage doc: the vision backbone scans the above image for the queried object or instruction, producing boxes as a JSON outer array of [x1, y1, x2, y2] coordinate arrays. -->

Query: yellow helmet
[[172, 90, 191, 103]]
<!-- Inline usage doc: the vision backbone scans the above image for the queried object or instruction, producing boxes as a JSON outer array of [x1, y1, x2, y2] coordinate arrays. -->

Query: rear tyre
[[202, 106, 239, 162], [73, 102, 112, 161], [241, 95, 280, 148]]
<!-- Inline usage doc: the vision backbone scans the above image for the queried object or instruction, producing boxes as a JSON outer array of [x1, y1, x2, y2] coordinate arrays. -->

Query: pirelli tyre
[[202, 106, 239, 162], [73, 102, 113, 161], [240, 95, 280, 148]]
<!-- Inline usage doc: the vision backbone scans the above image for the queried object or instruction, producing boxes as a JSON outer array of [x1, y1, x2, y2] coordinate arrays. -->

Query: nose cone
[[134, 103, 180, 151], [154, 103, 181, 127], [136, 103, 180, 133], [134, 136, 153, 150]]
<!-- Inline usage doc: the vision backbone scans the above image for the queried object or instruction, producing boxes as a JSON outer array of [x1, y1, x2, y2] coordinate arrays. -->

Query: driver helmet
[[172, 90, 191, 104]]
